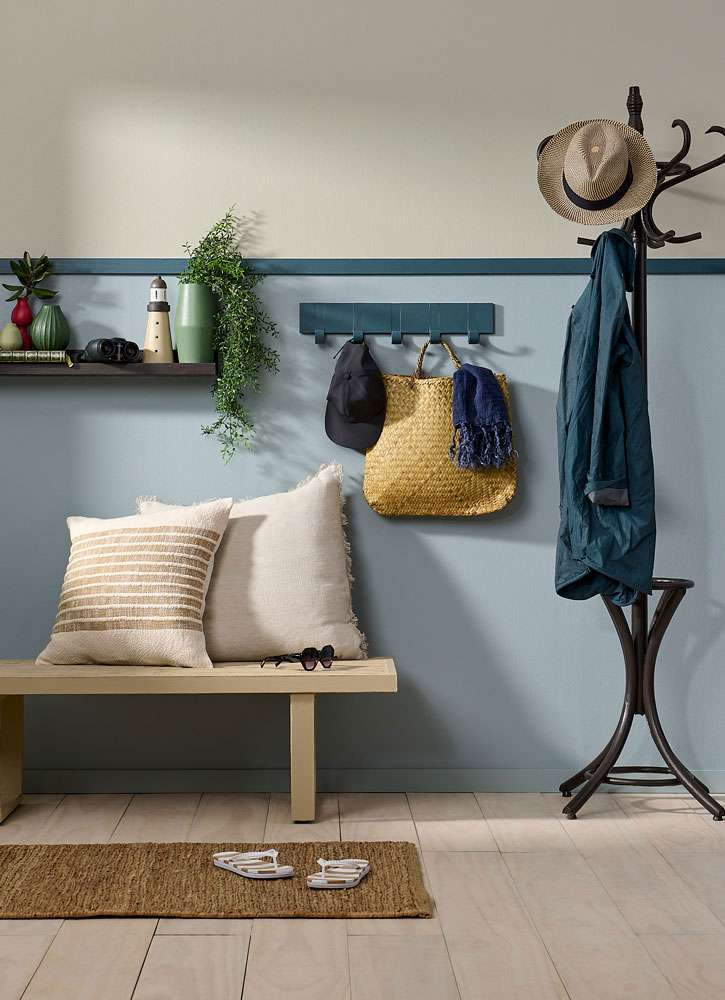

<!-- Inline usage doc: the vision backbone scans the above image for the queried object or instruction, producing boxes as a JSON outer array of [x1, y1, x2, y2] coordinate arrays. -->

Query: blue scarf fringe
[[450, 421, 513, 470]]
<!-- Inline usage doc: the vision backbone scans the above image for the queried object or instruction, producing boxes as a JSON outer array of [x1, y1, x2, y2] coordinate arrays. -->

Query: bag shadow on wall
[[325, 487, 572, 776]]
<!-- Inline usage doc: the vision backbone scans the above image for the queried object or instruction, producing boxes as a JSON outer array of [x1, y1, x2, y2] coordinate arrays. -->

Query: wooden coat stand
[[539, 86, 725, 820]]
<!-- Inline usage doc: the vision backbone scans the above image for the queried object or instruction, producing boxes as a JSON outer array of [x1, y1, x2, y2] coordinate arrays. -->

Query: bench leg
[[0, 696, 23, 823], [289, 693, 316, 822]]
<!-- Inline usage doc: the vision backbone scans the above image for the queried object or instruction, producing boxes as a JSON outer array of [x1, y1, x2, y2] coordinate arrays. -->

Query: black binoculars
[[81, 337, 141, 363]]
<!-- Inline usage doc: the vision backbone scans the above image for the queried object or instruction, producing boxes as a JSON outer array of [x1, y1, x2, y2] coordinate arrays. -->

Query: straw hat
[[538, 119, 657, 225]]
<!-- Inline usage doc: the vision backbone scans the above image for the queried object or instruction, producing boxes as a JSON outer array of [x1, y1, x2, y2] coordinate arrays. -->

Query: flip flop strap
[[224, 849, 277, 865]]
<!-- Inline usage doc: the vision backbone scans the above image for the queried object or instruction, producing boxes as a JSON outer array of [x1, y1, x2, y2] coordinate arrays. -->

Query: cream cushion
[[37, 498, 233, 669], [138, 465, 366, 661]]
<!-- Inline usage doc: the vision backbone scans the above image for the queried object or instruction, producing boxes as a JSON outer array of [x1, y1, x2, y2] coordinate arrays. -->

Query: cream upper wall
[[4, 0, 725, 258]]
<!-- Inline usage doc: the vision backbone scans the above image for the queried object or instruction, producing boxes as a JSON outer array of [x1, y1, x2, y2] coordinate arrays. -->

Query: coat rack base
[[559, 578, 725, 821]]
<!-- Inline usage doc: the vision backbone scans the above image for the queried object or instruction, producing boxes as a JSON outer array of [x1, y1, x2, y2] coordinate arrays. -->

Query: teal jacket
[[556, 229, 655, 606]]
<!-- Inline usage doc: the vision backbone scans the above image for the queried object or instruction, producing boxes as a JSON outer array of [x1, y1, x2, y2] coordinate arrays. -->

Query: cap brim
[[325, 401, 384, 451], [537, 119, 658, 225]]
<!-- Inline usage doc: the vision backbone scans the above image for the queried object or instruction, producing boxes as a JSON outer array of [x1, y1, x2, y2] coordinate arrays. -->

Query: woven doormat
[[0, 841, 432, 920]]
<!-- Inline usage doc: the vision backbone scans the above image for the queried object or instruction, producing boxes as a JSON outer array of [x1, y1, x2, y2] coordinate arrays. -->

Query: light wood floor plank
[[347, 917, 443, 937], [505, 852, 676, 999], [264, 794, 340, 842], [35, 794, 131, 844], [243, 919, 349, 1000], [407, 794, 482, 822], [424, 850, 566, 1000], [339, 793, 411, 821], [110, 794, 200, 843], [0, 920, 63, 936], [156, 919, 252, 937], [415, 819, 497, 852], [0, 795, 64, 845], [615, 795, 724, 853], [340, 819, 419, 847], [23, 918, 156, 1000], [187, 793, 269, 842], [662, 851, 725, 925], [349, 936, 459, 1000], [0, 934, 54, 1000], [639, 932, 725, 999], [132, 935, 247, 1000], [559, 794, 721, 934], [476, 793, 576, 853]]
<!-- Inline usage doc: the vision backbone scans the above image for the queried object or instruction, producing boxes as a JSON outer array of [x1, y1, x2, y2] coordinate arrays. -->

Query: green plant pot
[[30, 304, 71, 350], [175, 283, 216, 363]]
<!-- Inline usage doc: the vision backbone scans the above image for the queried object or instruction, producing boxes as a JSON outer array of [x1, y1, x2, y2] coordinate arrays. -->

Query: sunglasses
[[260, 645, 336, 671]]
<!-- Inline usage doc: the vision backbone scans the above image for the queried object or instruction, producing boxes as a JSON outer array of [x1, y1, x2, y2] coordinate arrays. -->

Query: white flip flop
[[306, 857, 370, 890], [213, 849, 294, 880]]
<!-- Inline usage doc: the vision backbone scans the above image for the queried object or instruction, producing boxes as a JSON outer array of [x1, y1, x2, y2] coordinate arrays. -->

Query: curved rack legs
[[559, 580, 725, 821]]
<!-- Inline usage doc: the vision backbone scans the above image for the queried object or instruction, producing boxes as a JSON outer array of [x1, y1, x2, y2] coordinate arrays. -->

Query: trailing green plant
[[3, 251, 57, 302], [180, 210, 279, 460]]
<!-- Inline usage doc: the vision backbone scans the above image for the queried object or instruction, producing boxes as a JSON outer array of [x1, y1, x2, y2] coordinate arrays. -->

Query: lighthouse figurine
[[143, 277, 174, 363]]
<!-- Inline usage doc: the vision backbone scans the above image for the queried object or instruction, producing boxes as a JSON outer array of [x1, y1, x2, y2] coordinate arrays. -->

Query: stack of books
[[0, 351, 72, 365]]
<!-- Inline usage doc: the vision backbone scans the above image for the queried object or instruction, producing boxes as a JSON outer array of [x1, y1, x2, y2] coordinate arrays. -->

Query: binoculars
[[81, 337, 141, 364]]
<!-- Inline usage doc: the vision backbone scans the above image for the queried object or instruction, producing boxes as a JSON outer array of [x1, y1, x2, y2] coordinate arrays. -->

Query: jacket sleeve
[[585, 272, 630, 507]]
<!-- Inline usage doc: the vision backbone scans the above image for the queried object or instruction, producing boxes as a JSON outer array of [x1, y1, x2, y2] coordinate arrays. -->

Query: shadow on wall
[[318, 507, 573, 774], [258, 352, 562, 547]]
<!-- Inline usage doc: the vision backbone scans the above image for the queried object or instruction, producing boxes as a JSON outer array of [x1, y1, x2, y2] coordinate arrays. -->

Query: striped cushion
[[37, 499, 232, 668]]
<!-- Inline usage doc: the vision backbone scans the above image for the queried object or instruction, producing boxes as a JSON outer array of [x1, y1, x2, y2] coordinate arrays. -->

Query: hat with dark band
[[325, 341, 386, 451], [537, 119, 657, 225]]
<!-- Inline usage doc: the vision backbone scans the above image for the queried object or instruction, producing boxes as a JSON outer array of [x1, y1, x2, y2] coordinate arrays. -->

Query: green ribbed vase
[[174, 283, 216, 363], [30, 304, 71, 350]]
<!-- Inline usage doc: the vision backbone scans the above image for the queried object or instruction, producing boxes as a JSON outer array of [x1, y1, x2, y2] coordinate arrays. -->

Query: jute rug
[[0, 841, 432, 920]]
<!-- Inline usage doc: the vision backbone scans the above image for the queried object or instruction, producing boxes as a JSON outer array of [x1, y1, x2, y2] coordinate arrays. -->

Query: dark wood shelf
[[0, 363, 216, 378]]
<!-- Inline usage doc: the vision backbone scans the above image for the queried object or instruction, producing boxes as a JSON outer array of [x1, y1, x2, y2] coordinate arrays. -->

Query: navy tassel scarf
[[450, 363, 513, 469]]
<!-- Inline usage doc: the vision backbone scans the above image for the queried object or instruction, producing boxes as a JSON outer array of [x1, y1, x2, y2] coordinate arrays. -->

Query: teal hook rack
[[300, 302, 495, 345]]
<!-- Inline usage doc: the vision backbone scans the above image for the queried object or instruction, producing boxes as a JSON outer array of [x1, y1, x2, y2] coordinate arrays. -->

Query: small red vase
[[11, 297, 33, 350]]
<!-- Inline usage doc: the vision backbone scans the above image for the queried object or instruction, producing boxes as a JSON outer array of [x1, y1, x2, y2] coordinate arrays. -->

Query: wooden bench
[[0, 658, 397, 823]]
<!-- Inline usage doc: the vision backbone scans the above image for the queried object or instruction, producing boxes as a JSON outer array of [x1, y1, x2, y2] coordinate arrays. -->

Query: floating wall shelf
[[0, 363, 216, 378]]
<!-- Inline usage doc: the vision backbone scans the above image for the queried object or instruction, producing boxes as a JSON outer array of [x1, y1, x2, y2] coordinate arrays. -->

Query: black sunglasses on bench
[[260, 644, 335, 671]]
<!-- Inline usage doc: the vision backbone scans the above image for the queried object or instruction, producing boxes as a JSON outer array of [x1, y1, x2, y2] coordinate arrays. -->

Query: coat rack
[[539, 85, 725, 820]]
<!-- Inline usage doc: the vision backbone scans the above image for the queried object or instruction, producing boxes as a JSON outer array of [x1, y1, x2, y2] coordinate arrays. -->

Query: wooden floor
[[1, 792, 725, 999]]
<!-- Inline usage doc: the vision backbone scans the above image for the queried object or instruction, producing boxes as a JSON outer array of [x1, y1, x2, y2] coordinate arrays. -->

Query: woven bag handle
[[413, 337, 462, 378]]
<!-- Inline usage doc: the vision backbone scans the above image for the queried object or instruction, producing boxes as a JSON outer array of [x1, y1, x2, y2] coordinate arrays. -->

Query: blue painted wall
[[2, 270, 724, 791]]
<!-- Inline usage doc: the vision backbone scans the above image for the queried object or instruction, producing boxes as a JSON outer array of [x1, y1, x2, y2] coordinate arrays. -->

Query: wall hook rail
[[300, 302, 495, 345]]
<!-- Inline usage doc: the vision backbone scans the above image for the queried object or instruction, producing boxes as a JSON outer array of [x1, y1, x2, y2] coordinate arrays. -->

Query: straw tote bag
[[363, 339, 517, 517]]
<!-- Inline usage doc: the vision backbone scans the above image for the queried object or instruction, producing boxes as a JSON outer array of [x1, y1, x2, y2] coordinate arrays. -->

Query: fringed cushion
[[138, 465, 365, 661]]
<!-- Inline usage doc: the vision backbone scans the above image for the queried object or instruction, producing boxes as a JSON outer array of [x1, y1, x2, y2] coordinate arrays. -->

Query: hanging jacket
[[556, 228, 655, 606]]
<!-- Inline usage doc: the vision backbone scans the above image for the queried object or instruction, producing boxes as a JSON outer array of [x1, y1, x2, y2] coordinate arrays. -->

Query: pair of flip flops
[[213, 849, 370, 889]]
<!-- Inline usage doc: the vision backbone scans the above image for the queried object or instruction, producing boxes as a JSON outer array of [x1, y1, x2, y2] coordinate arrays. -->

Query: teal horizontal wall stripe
[[44, 257, 725, 276]]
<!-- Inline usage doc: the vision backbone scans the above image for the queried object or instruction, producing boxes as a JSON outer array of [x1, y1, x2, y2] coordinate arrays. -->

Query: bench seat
[[0, 658, 397, 823]]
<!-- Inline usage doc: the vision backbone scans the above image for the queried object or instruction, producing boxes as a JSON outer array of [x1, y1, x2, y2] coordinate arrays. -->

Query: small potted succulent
[[3, 252, 66, 350]]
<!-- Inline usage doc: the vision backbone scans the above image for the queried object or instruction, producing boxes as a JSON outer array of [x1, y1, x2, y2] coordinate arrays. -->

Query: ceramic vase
[[10, 297, 33, 350], [175, 283, 216, 363], [30, 304, 71, 350], [0, 323, 23, 350]]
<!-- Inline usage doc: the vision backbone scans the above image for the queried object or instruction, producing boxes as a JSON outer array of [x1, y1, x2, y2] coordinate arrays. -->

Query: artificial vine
[[180, 210, 279, 460]]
